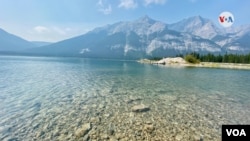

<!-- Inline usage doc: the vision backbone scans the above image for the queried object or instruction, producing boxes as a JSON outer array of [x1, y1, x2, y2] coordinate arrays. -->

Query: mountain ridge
[[168, 16, 222, 39], [1, 16, 250, 59], [0, 28, 36, 52]]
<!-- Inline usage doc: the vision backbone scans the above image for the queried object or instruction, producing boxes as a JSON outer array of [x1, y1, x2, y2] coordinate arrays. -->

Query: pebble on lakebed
[[75, 123, 91, 138], [131, 104, 150, 112]]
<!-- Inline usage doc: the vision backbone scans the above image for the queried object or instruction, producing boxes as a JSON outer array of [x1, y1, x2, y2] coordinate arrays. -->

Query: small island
[[138, 53, 250, 70]]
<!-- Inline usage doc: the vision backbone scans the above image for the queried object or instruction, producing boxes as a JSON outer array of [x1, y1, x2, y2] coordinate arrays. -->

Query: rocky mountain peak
[[136, 15, 156, 24], [168, 15, 221, 39]]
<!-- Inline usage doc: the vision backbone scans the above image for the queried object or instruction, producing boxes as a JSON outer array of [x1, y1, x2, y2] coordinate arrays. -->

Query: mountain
[[92, 16, 167, 36], [1, 16, 249, 59], [168, 16, 222, 39], [223, 25, 250, 53], [26, 16, 223, 59], [0, 28, 35, 52], [31, 41, 52, 47], [169, 16, 250, 53]]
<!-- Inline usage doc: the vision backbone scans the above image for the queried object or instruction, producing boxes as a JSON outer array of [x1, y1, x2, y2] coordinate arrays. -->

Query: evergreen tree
[[183, 52, 250, 64]]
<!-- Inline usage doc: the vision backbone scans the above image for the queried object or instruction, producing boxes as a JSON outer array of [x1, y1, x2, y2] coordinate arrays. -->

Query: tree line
[[177, 52, 250, 64]]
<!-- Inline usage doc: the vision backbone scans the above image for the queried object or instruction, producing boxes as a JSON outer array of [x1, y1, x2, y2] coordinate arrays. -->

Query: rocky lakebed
[[2, 85, 250, 141], [1, 57, 250, 141]]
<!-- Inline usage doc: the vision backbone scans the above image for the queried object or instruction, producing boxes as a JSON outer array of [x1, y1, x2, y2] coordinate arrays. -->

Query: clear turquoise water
[[0, 55, 250, 140]]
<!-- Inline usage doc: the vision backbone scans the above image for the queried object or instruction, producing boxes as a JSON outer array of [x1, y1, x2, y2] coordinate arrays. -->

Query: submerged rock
[[101, 134, 109, 139], [90, 117, 101, 124], [126, 98, 142, 104], [144, 124, 154, 133], [75, 123, 91, 137], [175, 134, 183, 141], [131, 104, 150, 112]]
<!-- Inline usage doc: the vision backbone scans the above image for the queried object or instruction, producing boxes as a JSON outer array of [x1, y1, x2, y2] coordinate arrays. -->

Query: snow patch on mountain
[[80, 48, 90, 54], [110, 44, 123, 50], [228, 46, 242, 51], [124, 44, 136, 55]]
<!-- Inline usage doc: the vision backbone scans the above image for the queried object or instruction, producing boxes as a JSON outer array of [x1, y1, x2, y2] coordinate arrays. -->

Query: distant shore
[[138, 58, 250, 70]]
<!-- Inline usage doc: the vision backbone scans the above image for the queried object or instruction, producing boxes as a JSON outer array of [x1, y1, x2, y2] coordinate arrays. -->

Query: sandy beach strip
[[138, 58, 250, 70]]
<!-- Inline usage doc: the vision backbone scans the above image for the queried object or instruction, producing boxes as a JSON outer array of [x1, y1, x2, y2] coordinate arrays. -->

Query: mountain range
[[1, 16, 250, 59], [0, 28, 35, 52]]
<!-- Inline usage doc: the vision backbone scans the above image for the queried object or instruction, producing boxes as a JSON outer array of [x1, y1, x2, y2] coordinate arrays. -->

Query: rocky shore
[[138, 57, 250, 70]]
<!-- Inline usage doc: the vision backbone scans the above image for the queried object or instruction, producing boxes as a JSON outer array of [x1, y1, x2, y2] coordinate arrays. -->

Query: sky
[[0, 0, 250, 42]]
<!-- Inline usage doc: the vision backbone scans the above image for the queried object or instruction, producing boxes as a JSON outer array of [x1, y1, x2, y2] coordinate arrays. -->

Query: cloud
[[97, 0, 112, 15], [117, 0, 166, 9], [144, 0, 166, 6], [52, 27, 67, 35], [97, 0, 104, 6], [34, 26, 67, 35], [34, 26, 50, 33], [118, 0, 138, 9], [99, 4, 112, 15], [31, 26, 79, 41]]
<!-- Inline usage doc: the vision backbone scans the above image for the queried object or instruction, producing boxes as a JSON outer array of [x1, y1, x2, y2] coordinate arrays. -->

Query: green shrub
[[184, 54, 200, 64], [149, 57, 162, 61]]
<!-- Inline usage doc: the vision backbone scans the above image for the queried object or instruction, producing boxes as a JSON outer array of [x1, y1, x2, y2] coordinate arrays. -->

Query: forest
[[178, 52, 250, 64]]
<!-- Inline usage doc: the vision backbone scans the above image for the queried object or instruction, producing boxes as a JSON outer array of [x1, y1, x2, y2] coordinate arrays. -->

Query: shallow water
[[0, 55, 250, 141]]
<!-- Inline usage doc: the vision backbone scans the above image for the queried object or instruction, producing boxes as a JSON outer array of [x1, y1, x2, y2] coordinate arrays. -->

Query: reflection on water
[[0, 56, 250, 140]]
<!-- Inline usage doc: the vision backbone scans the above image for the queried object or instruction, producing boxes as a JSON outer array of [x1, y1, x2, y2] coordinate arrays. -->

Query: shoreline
[[138, 58, 250, 70]]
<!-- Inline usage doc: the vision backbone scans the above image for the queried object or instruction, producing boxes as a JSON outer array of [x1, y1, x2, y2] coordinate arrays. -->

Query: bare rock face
[[75, 123, 91, 137], [131, 104, 150, 112], [157, 57, 187, 64]]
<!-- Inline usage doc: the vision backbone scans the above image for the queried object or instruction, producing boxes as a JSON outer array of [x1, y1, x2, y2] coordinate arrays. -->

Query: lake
[[0, 55, 250, 140]]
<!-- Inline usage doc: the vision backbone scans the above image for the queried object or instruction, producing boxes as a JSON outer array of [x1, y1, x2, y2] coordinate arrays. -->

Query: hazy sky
[[0, 0, 249, 42]]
